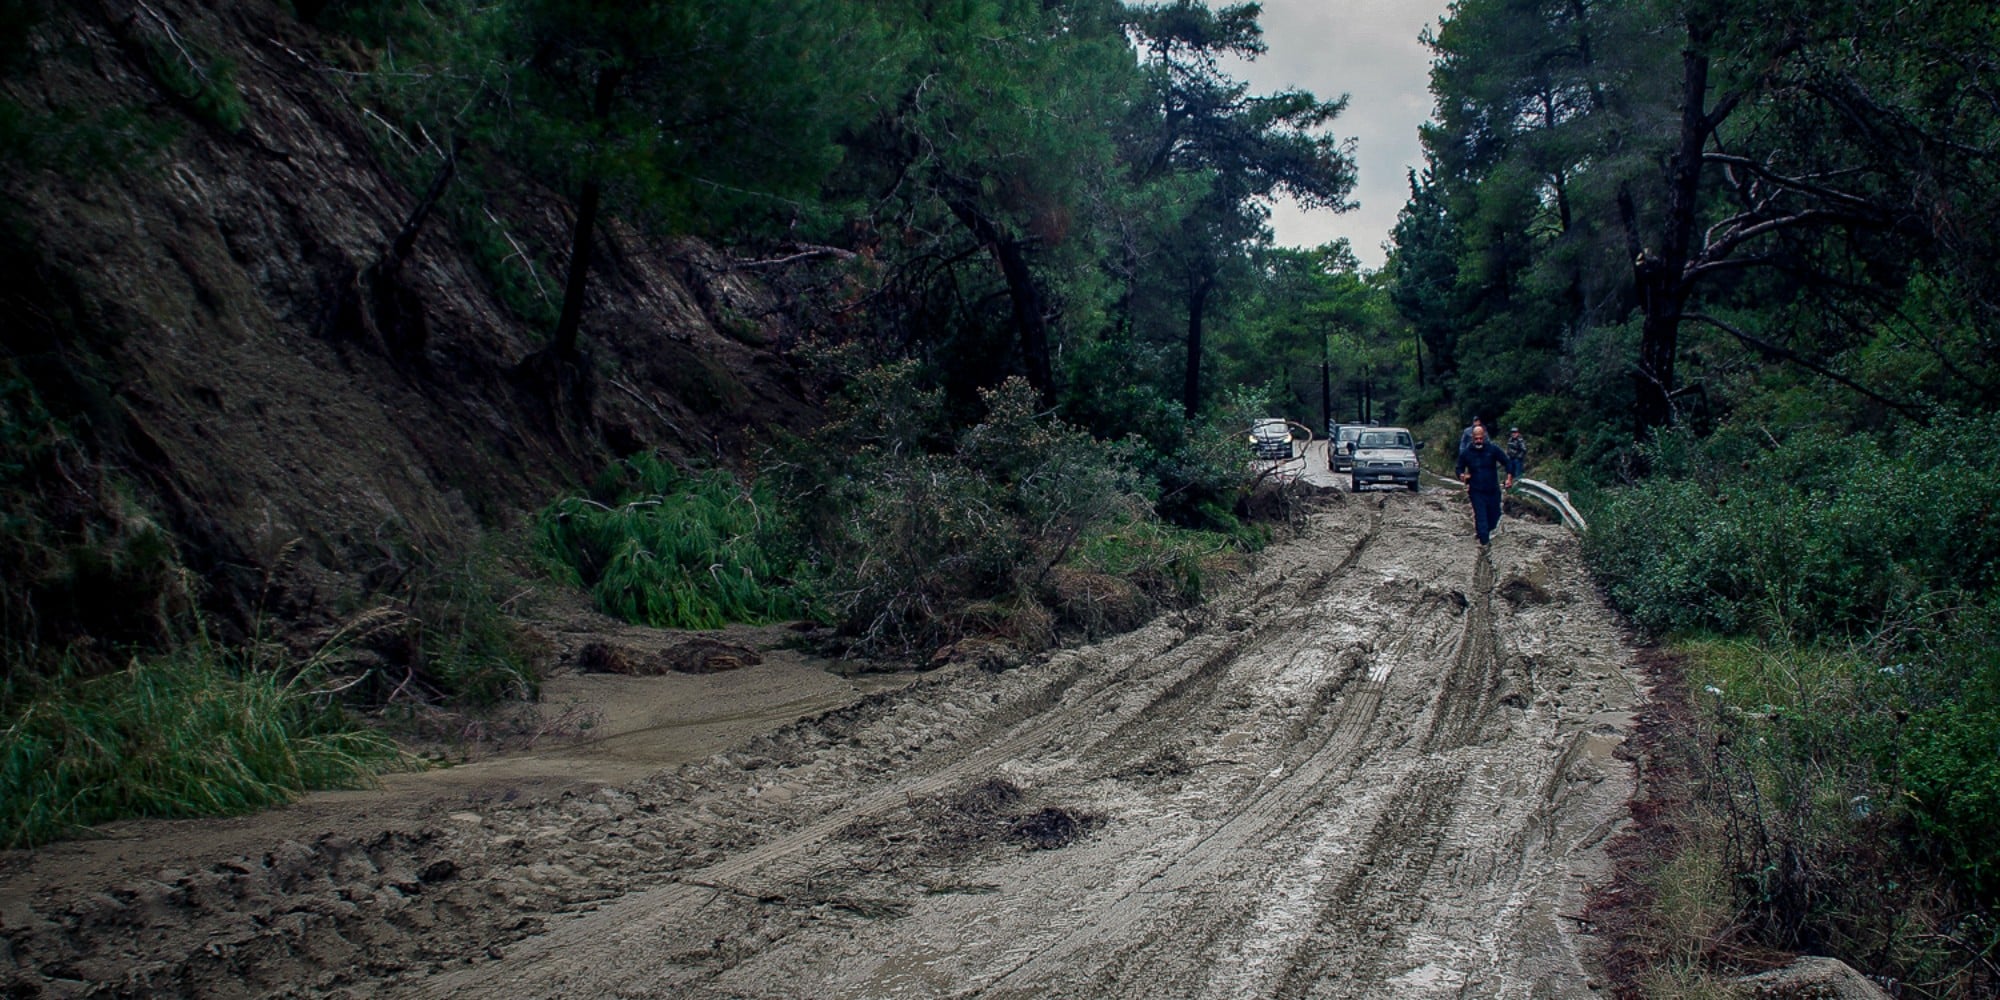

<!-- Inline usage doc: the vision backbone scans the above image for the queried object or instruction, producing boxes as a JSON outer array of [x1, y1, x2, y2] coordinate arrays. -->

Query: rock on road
[[0, 480, 1642, 999]]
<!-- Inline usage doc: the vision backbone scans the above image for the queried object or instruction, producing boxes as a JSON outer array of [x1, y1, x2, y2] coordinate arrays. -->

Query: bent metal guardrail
[[1511, 477, 1589, 532]]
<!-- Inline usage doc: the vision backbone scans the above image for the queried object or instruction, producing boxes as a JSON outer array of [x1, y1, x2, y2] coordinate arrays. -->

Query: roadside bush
[[0, 642, 404, 848], [1586, 415, 2000, 642], [1589, 412, 2000, 995], [390, 551, 547, 706], [1883, 599, 2000, 907], [1671, 637, 1999, 997], [777, 367, 1253, 658], [534, 453, 808, 630]]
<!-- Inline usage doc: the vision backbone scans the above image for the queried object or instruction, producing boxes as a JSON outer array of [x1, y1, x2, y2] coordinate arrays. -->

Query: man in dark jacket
[[1506, 427, 1528, 472], [1457, 425, 1516, 545]]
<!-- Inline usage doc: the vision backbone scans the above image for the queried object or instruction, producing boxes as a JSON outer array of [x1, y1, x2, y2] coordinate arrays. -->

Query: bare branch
[[1684, 312, 1921, 414]]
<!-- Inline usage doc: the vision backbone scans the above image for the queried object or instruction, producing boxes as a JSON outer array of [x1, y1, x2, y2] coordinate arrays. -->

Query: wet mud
[[1, 484, 1643, 999]]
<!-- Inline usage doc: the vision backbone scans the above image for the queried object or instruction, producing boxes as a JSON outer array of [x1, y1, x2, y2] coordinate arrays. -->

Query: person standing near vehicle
[[1506, 426, 1527, 474], [1457, 415, 1486, 454], [1457, 425, 1516, 545]]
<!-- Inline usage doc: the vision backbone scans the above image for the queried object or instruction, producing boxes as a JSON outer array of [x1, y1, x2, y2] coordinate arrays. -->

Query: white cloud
[[1222, 0, 1450, 270]]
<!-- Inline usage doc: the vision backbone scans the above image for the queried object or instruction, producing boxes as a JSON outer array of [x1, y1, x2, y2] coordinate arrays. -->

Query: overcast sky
[[1223, 0, 1452, 271]]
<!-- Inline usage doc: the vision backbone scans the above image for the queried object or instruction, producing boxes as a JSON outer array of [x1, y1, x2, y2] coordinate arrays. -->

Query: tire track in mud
[[404, 521, 1387, 999], [967, 676, 1395, 999], [966, 518, 1480, 998], [968, 514, 1571, 1000], [1264, 767, 1469, 1000], [1420, 549, 1503, 752]]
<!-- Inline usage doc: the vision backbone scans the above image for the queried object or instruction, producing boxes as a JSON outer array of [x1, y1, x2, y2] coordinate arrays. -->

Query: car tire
[[1350, 475, 1360, 493], [1407, 480, 1420, 493]]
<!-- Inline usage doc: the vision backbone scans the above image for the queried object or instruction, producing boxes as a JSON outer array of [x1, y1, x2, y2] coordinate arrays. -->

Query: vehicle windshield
[[1337, 427, 1364, 443], [1252, 419, 1287, 437], [1359, 431, 1412, 450]]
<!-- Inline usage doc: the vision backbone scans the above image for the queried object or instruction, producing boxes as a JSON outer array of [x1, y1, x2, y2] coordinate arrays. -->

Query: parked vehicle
[[1329, 424, 1366, 472], [1350, 426, 1421, 492], [1247, 418, 1295, 460]]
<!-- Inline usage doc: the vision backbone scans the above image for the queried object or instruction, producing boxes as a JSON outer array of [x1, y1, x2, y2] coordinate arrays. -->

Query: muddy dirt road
[[1, 482, 1642, 998]]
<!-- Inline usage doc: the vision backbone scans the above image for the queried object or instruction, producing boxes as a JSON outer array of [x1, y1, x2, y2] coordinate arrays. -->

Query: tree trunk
[[1632, 18, 1713, 433], [1181, 272, 1213, 419], [550, 66, 623, 362], [944, 194, 1056, 400]]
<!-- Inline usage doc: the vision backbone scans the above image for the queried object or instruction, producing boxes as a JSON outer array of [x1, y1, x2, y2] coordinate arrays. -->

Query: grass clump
[[0, 645, 404, 848], [534, 453, 808, 630]]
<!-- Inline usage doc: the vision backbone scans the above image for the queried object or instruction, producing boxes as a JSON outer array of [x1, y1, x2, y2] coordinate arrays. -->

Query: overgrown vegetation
[[534, 456, 808, 630], [1584, 420, 2000, 996], [535, 366, 1261, 660], [0, 641, 405, 848]]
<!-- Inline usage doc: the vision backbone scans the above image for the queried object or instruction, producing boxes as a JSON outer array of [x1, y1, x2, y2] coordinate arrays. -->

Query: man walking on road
[[1506, 427, 1528, 473], [1457, 425, 1516, 545]]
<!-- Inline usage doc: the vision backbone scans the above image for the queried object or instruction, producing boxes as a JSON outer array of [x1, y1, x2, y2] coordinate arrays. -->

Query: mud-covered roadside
[[1, 486, 1644, 999]]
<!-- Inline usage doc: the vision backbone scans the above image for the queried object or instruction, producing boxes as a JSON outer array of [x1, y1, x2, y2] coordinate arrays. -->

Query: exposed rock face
[[0, 0, 820, 648]]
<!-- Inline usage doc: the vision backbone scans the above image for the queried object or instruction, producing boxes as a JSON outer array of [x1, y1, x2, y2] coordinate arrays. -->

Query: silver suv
[[1349, 427, 1420, 492], [1329, 424, 1366, 472]]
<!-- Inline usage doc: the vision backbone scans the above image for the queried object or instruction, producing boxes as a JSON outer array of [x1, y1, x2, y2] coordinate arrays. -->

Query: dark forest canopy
[[1399, 0, 2000, 453], [298, 0, 1371, 434]]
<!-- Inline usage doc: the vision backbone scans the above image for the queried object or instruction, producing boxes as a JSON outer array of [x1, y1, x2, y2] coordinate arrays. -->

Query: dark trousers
[[1470, 490, 1503, 543]]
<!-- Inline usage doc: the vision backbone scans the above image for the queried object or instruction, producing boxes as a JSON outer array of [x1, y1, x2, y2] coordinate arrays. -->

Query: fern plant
[[535, 455, 810, 629]]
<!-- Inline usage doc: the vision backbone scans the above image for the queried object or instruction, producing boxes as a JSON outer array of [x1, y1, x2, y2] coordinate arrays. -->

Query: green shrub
[[1586, 415, 2000, 642], [1067, 513, 1235, 607], [0, 646, 403, 847], [535, 454, 807, 630], [1595, 413, 2000, 994], [1880, 599, 2000, 907], [778, 368, 1250, 656], [395, 552, 545, 706], [1676, 635, 1999, 995]]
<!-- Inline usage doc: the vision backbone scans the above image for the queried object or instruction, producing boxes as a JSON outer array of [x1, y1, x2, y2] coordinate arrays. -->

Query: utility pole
[[1320, 332, 1332, 436]]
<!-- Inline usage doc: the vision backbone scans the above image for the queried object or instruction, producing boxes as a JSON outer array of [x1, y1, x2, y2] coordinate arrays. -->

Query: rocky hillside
[[0, 0, 821, 659]]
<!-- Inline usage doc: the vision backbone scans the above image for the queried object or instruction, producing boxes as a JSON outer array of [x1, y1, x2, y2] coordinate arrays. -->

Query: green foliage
[[0, 645, 404, 848], [1883, 599, 2000, 907], [1067, 513, 1234, 607], [1591, 412, 2000, 990], [1678, 636, 2000, 995], [1585, 415, 2000, 641], [132, 29, 248, 134], [778, 365, 1251, 656], [535, 455, 807, 630], [396, 552, 544, 706]]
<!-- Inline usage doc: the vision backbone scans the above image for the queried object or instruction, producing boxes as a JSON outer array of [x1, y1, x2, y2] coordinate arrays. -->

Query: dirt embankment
[[0, 490, 1645, 998], [2, 0, 820, 647]]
